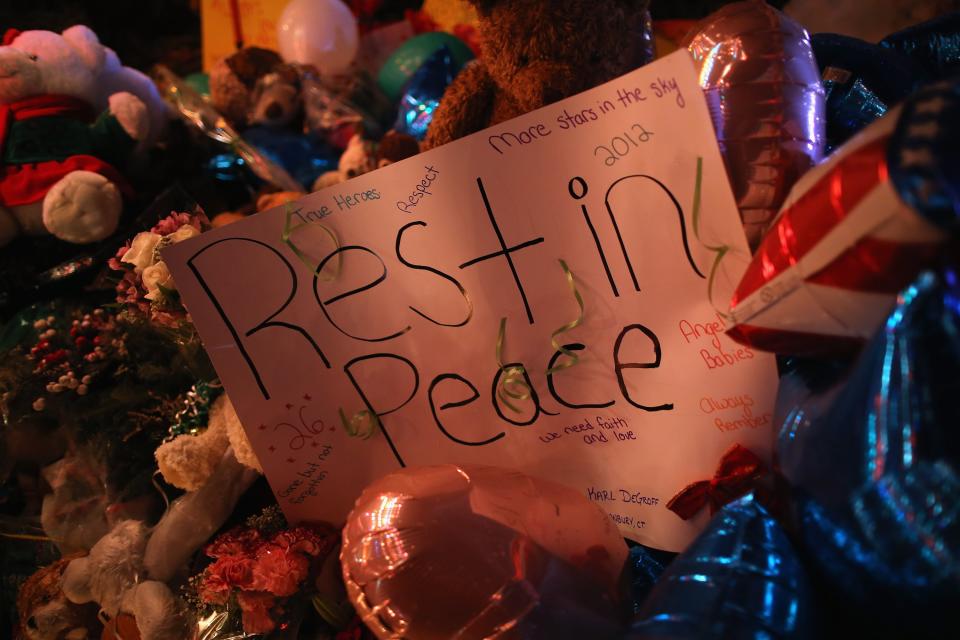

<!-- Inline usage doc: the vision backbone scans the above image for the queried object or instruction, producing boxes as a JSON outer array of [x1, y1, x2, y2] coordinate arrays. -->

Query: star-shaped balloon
[[777, 266, 960, 634]]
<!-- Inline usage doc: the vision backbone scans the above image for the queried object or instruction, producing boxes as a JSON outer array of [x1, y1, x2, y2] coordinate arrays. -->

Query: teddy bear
[[60, 447, 260, 640], [311, 132, 377, 190], [209, 47, 306, 130], [0, 26, 166, 247], [375, 129, 421, 168], [154, 392, 262, 491], [423, 0, 654, 149], [16, 554, 103, 640]]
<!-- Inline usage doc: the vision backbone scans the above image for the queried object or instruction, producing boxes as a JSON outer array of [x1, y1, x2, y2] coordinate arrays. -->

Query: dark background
[[0, 0, 790, 75]]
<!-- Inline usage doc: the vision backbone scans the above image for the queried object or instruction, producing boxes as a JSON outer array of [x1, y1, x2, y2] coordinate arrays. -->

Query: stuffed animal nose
[[265, 102, 282, 120]]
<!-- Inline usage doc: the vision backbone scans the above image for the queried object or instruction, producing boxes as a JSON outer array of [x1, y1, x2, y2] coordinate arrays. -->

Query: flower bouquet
[[186, 509, 343, 638]]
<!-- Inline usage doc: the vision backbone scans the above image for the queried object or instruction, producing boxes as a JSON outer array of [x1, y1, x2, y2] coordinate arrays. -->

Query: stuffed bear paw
[[42, 171, 122, 243], [108, 92, 149, 142]]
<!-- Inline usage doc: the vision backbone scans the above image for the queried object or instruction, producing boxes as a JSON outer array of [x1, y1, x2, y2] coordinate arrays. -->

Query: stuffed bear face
[[0, 26, 105, 105], [249, 65, 302, 128], [18, 556, 102, 640], [473, 0, 651, 112]]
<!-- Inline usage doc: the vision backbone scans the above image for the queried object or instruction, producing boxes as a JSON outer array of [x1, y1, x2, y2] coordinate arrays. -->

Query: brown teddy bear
[[209, 47, 304, 129], [424, 0, 653, 149], [16, 554, 102, 640]]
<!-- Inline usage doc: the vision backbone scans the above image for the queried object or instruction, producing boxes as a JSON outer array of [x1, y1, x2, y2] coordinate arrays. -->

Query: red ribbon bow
[[666, 444, 766, 520]]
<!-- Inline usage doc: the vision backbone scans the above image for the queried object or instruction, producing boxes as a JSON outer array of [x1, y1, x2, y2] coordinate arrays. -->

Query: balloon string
[[282, 204, 342, 281], [496, 318, 532, 413], [338, 407, 378, 440], [546, 259, 585, 376], [0, 532, 52, 541], [690, 156, 732, 319], [228, 0, 244, 50], [151, 470, 172, 523]]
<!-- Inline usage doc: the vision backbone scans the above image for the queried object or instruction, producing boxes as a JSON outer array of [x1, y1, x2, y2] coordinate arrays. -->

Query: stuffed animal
[[154, 393, 262, 491], [16, 554, 103, 640], [376, 130, 421, 168], [209, 47, 305, 130], [311, 133, 376, 190], [0, 26, 165, 247], [61, 448, 259, 640], [424, 0, 654, 149]]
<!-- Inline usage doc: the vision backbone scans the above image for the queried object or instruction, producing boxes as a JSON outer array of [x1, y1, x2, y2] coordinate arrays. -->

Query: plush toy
[[311, 133, 376, 190], [0, 26, 166, 247], [209, 47, 305, 130], [61, 448, 259, 640], [154, 393, 262, 491], [376, 129, 421, 168], [423, 0, 654, 148], [16, 554, 103, 640]]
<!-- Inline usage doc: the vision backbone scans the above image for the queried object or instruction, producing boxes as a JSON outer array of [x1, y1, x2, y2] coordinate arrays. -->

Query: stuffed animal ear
[[62, 25, 105, 69], [61, 556, 93, 604]]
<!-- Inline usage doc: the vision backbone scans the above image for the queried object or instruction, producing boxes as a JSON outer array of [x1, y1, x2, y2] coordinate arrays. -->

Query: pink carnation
[[210, 555, 257, 590], [199, 567, 231, 605], [152, 211, 201, 236], [251, 543, 310, 597], [205, 527, 263, 559], [108, 245, 130, 271], [237, 591, 278, 635], [272, 526, 330, 557]]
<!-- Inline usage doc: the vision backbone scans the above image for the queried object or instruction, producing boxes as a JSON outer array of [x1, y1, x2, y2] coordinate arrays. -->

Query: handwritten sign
[[164, 51, 778, 552]]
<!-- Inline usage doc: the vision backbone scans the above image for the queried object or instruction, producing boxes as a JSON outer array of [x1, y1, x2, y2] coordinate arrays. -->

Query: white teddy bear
[[0, 26, 167, 247]]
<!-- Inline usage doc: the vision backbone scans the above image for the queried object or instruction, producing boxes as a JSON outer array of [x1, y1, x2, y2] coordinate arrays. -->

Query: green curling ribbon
[[546, 259, 585, 376], [690, 157, 732, 317], [281, 204, 342, 280], [495, 318, 532, 414], [338, 407, 378, 440], [166, 380, 224, 441]]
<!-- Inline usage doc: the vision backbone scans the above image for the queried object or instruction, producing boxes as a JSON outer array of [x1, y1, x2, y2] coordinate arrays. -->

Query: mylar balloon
[[277, 0, 359, 76], [726, 77, 959, 356], [880, 11, 960, 80], [394, 46, 459, 140], [811, 32, 920, 152], [777, 266, 960, 634], [341, 464, 629, 640], [628, 494, 814, 639], [684, 0, 825, 250], [377, 32, 474, 103]]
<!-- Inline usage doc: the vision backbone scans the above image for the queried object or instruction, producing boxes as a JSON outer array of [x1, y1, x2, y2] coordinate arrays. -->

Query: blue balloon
[[628, 494, 814, 639], [394, 45, 459, 141], [886, 77, 960, 233], [626, 545, 671, 615], [811, 33, 919, 152], [881, 12, 960, 80], [778, 267, 960, 633]]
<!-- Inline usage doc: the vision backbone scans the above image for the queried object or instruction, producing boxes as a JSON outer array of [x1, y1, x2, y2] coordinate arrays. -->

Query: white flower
[[121, 232, 161, 273], [142, 261, 176, 301], [167, 225, 200, 244]]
